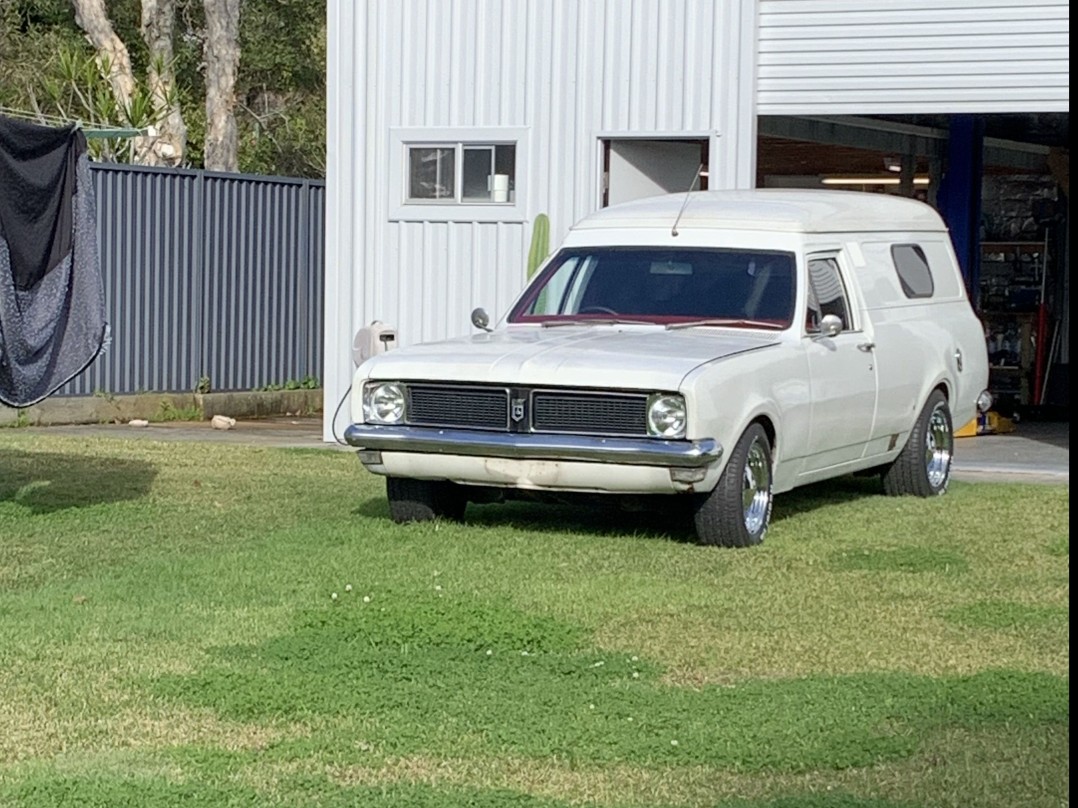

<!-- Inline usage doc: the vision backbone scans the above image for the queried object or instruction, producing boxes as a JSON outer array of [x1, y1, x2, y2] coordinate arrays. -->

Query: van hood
[[362, 325, 779, 391]]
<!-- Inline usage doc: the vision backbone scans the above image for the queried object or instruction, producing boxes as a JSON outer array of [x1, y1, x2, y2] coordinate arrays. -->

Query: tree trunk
[[71, 0, 153, 163], [203, 0, 241, 172], [141, 0, 187, 166], [71, 0, 136, 107], [72, 0, 187, 165]]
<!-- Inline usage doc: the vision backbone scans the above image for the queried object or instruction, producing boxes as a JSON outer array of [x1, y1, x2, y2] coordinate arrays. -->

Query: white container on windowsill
[[491, 173, 510, 203]]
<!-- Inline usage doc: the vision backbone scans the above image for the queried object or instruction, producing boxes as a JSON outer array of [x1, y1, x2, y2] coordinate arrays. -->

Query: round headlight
[[647, 394, 687, 439], [976, 390, 993, 414], [365, 382, 406, 424]]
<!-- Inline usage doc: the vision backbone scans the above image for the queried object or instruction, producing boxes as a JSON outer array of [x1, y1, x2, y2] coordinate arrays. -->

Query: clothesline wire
[[0, 105, 140, 135], [0, 105, 75, 127]]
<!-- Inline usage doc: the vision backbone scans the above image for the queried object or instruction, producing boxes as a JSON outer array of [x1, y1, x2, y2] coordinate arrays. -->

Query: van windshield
[[509, 247, 796, 328]]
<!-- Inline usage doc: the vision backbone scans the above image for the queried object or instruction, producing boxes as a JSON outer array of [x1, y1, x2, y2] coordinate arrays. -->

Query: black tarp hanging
[[0, 114, 107, 407]]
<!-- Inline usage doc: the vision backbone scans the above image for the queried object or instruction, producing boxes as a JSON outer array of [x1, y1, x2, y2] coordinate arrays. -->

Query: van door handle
[[857, 341, 876, 352]]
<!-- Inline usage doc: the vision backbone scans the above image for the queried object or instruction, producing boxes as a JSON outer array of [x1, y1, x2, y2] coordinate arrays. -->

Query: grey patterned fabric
[[0, 120, 107, 407]]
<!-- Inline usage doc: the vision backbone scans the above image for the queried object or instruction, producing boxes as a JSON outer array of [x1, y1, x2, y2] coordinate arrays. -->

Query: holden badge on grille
[[511, 398, 526, 423]]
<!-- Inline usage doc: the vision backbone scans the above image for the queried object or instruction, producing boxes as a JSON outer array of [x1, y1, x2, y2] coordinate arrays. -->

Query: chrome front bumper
[[343, 424, 722, 468]]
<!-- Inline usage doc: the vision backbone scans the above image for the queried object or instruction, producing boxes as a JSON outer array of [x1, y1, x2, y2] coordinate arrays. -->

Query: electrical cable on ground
[[330, 384, 351, 446]]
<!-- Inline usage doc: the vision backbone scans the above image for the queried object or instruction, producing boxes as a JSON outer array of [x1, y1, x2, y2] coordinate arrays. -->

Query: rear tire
[[882, 390, 953, 497], [693, 423, 773, 547], [386, 477, 467, 523]]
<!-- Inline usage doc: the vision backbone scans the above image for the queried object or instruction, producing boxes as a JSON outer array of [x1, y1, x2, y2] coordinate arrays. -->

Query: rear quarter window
[[891, 244, 934, 299]]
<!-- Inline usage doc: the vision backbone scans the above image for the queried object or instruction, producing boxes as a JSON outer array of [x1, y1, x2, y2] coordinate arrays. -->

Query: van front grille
[[401, 384, 651, 437], [531, 391, 648, 436], [406, 385, 508, 430]]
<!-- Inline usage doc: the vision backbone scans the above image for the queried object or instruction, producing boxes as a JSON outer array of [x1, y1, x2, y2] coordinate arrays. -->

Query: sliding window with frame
[[391, 128, 527, 222], [407, 143, 516, 203]]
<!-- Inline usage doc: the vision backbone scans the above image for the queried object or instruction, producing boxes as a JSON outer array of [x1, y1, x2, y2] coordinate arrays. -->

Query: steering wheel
[[579, 306, 619, 315]]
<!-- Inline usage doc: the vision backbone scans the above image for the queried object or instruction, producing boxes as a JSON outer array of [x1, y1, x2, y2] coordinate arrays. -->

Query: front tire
[[693, 423, 773, 547], [882, 390, 953, 497], [386, 477, 467, 523]]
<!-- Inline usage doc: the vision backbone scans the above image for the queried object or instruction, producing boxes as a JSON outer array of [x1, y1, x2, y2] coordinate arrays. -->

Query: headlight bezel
[[363, 381, 407, 424], [646, 393, 687, 439]]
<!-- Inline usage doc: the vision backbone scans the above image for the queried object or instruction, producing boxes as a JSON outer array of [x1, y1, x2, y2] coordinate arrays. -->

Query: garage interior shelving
[[978, 239, 1049, 413]]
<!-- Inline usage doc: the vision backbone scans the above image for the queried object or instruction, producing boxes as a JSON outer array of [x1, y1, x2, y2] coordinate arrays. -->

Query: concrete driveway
[[19, 416, 1069, 485], [950, 420, 1068, 484]]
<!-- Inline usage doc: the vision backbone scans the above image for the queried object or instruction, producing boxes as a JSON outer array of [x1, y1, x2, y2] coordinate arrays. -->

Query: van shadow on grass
[[354, 474, 884, 543], [0, 450, 157, 513], [354, 493, 698, 542], [769, 475, 885, 524]]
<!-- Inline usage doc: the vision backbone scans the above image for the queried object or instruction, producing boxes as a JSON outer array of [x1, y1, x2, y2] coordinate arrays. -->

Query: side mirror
[[819, 314, 843, 337], [470, 307, 492, 332]]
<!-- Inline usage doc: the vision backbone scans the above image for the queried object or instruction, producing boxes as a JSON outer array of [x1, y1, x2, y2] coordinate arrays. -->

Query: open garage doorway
[[757, 113, 1070, 419], [601, 138, 709, 208]]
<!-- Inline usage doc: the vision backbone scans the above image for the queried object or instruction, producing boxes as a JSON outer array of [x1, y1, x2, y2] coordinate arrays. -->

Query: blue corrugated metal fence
[[57, 163, 325, 396]]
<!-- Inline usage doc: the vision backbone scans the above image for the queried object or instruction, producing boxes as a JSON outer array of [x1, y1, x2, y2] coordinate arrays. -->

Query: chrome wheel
[[883, 390, 953, 498], [742, 436, 772, 534], [694, 423, 772, 547], [924, 402, 953, 490]]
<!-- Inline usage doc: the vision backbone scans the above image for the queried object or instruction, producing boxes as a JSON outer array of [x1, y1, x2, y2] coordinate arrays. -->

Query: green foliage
[[0, 0, 327, 177], [234, 0, 327, 177], [39, 45, 161, 162], [945, 601, 1068, 631], [152, 399, 203, 422], [3, 0, 78, 29], [1045, 535, 1068, 556], [255, 375, 319, 392], [1, 409, 31, 428], [194, 375, 212, 395], [238, 0, 324, 92], [0, 2, 86, 111], [237, 93, 326, 177]]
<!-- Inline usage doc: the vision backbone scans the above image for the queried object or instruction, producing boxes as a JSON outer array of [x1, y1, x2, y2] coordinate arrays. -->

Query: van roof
[[573, 189, 949, 234]]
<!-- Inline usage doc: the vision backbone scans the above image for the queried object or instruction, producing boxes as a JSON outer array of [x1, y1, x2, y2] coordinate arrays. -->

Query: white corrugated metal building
[[324, 0, 1069, 439]]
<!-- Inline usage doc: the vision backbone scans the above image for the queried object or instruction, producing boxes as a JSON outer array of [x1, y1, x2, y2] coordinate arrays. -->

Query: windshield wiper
[[541, 317, 654, 328], [666, 318, 784, 331]]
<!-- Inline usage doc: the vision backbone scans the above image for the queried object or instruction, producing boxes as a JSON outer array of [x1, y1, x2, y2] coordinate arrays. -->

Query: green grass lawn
[[0, 432, 1068, 808]]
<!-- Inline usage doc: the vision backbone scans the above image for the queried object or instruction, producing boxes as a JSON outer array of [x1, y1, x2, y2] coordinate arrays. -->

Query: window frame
[[389, 127, 528, 223], [804, 253, 859, 335]]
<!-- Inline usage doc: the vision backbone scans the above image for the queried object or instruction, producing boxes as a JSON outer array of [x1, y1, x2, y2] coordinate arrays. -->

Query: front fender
[[680, 343, 810, 489]]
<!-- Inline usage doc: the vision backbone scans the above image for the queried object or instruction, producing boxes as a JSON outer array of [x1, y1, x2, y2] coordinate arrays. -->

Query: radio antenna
[[671, 163, 707, 237]]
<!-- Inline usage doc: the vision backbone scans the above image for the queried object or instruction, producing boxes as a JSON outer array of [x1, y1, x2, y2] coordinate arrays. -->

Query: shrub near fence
[[56, 163, 325, 397]]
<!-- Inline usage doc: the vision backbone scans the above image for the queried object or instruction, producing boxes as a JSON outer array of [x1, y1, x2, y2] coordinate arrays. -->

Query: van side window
[[806, 257, 852, 332], [891, 244, 935, 298]]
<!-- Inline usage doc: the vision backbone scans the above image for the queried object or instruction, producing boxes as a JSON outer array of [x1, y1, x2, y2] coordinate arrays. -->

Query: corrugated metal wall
[[364, 0, 744, 346], [324, 0, 758, 439], [57, 163, 325, 396], [758, 0, 1070, 115]]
